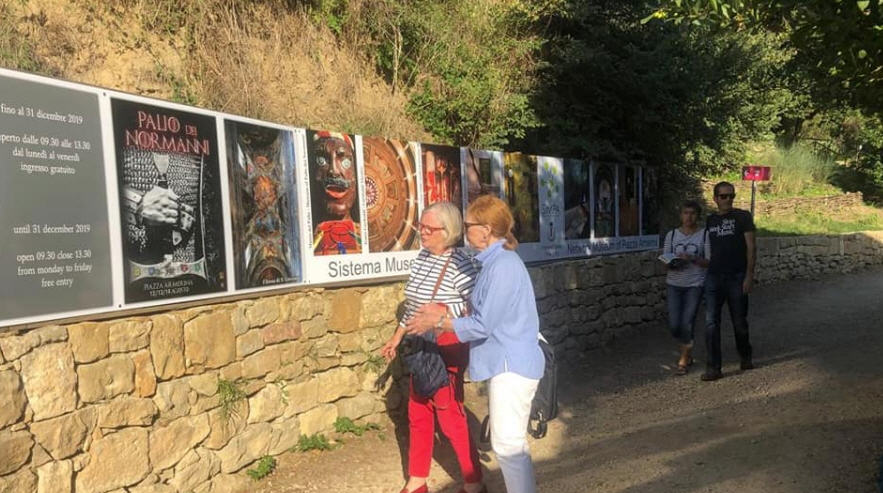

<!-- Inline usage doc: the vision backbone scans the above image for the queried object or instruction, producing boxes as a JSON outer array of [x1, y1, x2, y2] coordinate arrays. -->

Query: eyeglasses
[[418, 223, 445, 234], [464, 222, 484, 229], [716, 193, 736, 200]]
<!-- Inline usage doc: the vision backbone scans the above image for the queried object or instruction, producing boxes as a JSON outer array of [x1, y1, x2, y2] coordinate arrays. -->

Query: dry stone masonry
[[1, 231, 881, 493]]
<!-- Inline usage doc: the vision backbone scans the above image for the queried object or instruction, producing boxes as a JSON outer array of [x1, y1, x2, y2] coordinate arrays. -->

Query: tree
[[646, 0, 883, 115]]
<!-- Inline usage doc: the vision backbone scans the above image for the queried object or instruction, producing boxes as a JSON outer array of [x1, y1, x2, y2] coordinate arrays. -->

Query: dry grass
[[3, 0, 427, 140]]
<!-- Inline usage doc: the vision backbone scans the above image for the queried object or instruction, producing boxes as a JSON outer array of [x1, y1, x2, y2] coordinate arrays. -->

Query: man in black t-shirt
[[701, 181, 756, 381]]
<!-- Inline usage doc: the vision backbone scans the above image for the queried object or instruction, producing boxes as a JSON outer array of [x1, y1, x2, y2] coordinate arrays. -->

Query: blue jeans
[[666, 284, 703, 345], [704, 271, 752, 372]]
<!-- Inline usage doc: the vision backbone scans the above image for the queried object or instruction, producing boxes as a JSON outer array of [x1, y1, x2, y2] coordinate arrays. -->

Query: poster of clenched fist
[[111, 97, 227, 303]]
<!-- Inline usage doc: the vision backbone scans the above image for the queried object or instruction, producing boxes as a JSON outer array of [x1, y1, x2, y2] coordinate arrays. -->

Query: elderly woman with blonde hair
[[380, 201, 485, 493], [407, 195, 544, 493]]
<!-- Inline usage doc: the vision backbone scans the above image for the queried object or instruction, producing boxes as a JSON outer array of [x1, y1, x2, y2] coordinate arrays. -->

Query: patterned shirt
[[399, 248, 477, 327]]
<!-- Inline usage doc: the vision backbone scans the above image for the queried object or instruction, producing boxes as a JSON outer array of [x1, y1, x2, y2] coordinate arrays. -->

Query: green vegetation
[[294, 433, 334, 452], [246, 456, 277, 481], [217, 379, 246, 421], [363, 354, 386, 373], [0, 5, 50, 74], [756, 208, 883, 237], [333, 417, 381, 437], [742, 144, 838, 198]]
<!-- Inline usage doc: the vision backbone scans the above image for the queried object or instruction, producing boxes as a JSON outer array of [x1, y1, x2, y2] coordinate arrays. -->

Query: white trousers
[[488, 371, 540, 493]]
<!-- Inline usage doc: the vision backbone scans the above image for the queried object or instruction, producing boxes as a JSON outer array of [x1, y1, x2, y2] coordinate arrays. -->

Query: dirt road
[[252, 268, 883, 493]]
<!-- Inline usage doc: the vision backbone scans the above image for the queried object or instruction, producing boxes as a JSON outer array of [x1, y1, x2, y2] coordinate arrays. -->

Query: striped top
[[399, 248, 478, 326], [663, 228, 711, 287]]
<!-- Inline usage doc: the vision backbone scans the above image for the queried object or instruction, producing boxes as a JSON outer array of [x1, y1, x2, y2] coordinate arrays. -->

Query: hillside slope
[[1, 0, 428, 140]]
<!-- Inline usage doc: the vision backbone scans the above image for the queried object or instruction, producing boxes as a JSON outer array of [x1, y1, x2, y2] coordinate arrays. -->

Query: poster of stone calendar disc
[[111, 97, 227, 303]]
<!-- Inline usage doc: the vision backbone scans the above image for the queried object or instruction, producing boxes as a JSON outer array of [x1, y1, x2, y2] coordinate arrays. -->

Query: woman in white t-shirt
[[663, 201, 711, 375]]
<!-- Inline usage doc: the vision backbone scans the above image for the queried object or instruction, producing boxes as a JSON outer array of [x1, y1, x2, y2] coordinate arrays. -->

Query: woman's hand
[[404, 303, 447, 336], [380, 328, 405, 361]]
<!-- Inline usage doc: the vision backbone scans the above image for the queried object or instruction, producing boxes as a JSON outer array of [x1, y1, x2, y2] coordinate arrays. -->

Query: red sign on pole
[[742, 165, 771, 181]]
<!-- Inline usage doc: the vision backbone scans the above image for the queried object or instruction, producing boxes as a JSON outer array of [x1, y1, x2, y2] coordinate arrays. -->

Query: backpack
[[528, 336, 558, 438], [480, 335, 558, 441]]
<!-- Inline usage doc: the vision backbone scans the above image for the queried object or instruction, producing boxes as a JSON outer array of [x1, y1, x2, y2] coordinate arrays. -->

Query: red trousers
[[407, 336, 481, 483]]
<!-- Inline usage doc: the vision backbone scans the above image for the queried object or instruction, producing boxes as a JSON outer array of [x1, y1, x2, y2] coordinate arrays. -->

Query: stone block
[[149, 414, 210, 471], [326, 289, 363, 333], [231, 305, 249, 336], [284, 378, 320, 416], [312, 333, 339, 359], [359, 286, 399, 329], [108, 320, 152, 353], [245, 298, 280, 328], [261, 320, 302, 345], [240, 346, 281, 380], [0, 467, 36, 493], [78, 354, 135, 403], [188, 372, 218, 397], [0, 369, 27, 428], [75, 427, 149, 493], [204, 402, 248, 450], [341, 352, 368, 366], [184, 311, 236, 370], [247, 384, 286, 423], [338, 332, 363, 353], [0, 429, 33, 475], [153, 380, 191, 420], [30, 408, 95, 460], [300, 317, 329, 338], [216, 422, 274, 473], [286, 293, 325, 321], [208, 473, 252, 493], [37, 459, 72, 493], [96, 397, 158, 428], [268, 418, 301, 455], [169, 448, 218, 493], [20, 343, 77, 420], [298, 403, 338, 436], [132, 350, 157, 398], [315, 367, 360, 403], [235, 331, 264, 358], [335, 392, 381, 420], [150, 314, 184, 380], [68, 322, 109, 363]]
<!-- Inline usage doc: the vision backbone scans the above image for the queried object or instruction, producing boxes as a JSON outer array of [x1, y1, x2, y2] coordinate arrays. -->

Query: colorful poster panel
[[641, 167, 660, 235], [0, 70, 113, 326], [463, 148, 503, 206], [538, 157, 565, 250], [593, 163, 616, 238], [225, 119, 301, 289], [111, 97, 226, 303], [304, 130, 362, 256], [563, 158, 591, 240], [421, 143, 463, 211], [362, 137, 420, 252], [619, 164, 639, 236], [503, 153, 540, 244]]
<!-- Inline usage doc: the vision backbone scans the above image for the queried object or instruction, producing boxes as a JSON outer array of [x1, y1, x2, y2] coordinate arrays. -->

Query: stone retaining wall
[[1, 231, 881, 493]]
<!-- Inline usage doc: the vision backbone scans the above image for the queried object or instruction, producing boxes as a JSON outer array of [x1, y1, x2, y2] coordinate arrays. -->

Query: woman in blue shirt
[[407, 195, 544, 493]]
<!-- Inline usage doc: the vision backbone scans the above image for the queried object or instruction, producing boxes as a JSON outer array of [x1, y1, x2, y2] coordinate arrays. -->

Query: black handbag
[[401, 256, 453, 399], [401, 332, 450, 398]]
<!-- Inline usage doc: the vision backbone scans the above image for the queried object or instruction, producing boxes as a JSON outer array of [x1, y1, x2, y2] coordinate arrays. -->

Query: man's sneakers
[[700, 370, 722, 381], [740, 359, 755, 371]]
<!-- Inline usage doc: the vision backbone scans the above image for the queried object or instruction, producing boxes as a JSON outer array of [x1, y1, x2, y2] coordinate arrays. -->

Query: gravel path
[[252, 268, 883, 493]]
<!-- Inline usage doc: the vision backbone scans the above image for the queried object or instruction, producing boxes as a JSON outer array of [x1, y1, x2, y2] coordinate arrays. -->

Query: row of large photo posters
[[0, 68, 659, 327]]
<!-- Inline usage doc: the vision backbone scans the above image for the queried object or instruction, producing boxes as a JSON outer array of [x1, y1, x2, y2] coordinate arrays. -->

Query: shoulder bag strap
[[429, 255, 454, 303]]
